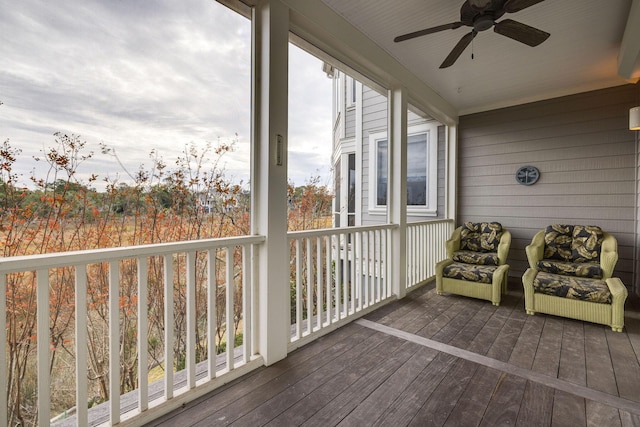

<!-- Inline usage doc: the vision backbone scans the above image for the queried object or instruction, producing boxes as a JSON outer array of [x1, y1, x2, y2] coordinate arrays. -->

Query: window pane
[[377, 139, 388, 206], [407, 133, 427, 206], [334, 156, 341, 227], [1, 0, 252, 243], [288, 43, 333, 231], [348, 153, 356, 214]]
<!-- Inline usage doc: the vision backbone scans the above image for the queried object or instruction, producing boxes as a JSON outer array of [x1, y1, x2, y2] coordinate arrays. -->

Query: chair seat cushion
[[443, 262, 496, 284], [537, 259, 603, 279], [533, 271, 612, 304], [452, 250, 499, 266]]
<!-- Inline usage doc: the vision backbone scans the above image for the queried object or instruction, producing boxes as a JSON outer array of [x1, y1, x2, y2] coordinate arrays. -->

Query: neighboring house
[[197, 189, 239, 213], [327, 66, 447, 229]]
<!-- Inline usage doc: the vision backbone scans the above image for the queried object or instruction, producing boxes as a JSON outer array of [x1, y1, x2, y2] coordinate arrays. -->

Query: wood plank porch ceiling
[[148, 283, 640, 426]]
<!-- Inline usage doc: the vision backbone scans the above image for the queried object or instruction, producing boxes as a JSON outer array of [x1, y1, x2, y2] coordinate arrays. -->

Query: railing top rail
[[287, 223, 399, 239], [0, 234, 266, 274], [406, 218, 455, 227]]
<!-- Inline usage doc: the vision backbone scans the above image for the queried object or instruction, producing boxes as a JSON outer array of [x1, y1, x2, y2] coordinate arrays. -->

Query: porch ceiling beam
[[282, 0, 458, 125], [618, 0, 640, 80]]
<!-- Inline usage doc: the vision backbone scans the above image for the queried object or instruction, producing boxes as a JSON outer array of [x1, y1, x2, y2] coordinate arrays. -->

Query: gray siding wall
[[345, 107, 356, 139], [359, 88, 446, 225], [458, 84, 638, 290], [361, 87, 388, 225]]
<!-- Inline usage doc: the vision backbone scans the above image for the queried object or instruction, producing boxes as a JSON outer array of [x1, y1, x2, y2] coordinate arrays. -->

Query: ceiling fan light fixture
[[473, 15, 495, 31]]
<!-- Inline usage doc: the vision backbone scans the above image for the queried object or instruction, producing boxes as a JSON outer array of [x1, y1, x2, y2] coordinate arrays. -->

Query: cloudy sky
[[0, 0, 333, 190]]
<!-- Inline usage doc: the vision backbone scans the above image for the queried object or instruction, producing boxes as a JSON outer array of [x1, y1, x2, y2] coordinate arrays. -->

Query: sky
[[0, 0, 334, 191]]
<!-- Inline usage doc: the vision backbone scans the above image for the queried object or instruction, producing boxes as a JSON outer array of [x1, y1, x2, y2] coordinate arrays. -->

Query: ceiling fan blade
[[493, 19, 549, 46], [440, 31, 477, 69], [504, 0, 546, 13], [394, 22, 464, 42]]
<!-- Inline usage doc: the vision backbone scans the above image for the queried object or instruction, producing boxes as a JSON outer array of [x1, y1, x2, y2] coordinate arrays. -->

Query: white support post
[[251, 0, 290, 366], [388, 85, 408, 299], [446, 125, 458, 222]]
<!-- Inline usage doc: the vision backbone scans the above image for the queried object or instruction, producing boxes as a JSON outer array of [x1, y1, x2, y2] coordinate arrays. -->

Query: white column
[[388, 85, 408, 299], [446, 124, 458, 221], [251, 0, 290, 365]]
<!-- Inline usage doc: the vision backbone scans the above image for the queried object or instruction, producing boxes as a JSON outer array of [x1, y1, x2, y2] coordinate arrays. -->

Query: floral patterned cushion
[[544, 224, 574, 261], [452, 250, 499, 266], [537, 259, 603, 279], [460, 222, 503, 253], [533, 271, 611, 304], [443, 262, 496, 284], [571, 225, 603, 262]]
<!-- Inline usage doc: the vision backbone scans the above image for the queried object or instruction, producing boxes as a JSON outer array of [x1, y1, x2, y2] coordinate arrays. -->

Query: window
[[369, 122, 438, 215], [333, 157, 341, 227], [376, 139, 388, 206], [347, 76, 357, 106], [347, 153, 356, 226], [407, 133, 427, 206]]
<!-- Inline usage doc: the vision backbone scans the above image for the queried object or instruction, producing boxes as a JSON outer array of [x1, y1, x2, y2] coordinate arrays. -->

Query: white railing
[[0, 235, 264, 427], [287, 224, 397, 347], [1, 220, 454, 426], [406, 219, 454, 289]]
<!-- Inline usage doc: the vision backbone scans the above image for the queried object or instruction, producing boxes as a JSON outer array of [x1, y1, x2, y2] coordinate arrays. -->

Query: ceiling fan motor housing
[[473, 14, 495, 31]]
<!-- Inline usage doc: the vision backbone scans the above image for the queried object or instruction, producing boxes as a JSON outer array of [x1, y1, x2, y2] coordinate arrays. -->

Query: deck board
[[605, 328, 640, 402], [586, 401, 622, 427], [147, 283, 640, 427], [301, 340, 421, 426], [372, 352, 458, 427], [478, 374, 527, 427]]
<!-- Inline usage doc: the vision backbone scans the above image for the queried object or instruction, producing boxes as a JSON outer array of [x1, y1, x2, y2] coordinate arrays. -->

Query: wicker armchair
[[436, 222, 511, 306], [522, 225, 627, 332]]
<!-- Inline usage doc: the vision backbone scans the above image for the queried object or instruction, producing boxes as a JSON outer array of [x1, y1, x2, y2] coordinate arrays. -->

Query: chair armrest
[[601, 232, 618, 279], [445, 227, 462, 259], [525, 230, 545, 270], [497, 230, 511, 266], [607, 277, 628, 303]]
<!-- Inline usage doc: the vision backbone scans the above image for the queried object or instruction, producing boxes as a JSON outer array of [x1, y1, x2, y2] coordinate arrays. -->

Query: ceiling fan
[[394, 0, 550, 68]]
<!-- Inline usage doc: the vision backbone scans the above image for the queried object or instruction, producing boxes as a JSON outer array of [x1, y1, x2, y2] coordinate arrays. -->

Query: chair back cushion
[[543, 224, 574, 261], [543, 224, 604, 263], [571, 225, 603, 262], [460, 222, 503, 253]]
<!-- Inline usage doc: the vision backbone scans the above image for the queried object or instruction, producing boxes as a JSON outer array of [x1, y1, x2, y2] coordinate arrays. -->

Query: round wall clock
[[515, 165, 540, 186]]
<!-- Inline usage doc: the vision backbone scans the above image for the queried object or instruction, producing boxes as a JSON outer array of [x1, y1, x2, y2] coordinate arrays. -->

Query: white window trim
[[368, 122, 438, 216], [334, 138, 357, 227]]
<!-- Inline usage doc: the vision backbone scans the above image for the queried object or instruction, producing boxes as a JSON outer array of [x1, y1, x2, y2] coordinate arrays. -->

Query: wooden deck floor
[[147, 282, 640, 427]]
